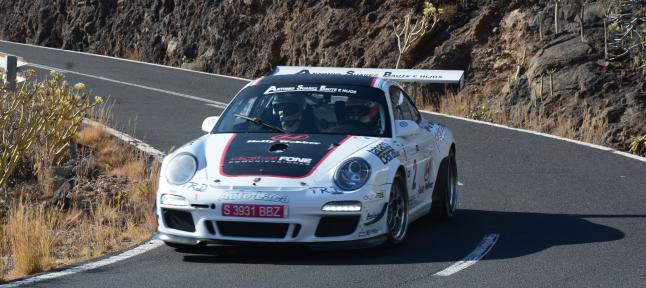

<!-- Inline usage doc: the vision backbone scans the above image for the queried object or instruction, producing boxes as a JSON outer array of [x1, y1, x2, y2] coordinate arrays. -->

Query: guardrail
[[1, 54, 27, 91]]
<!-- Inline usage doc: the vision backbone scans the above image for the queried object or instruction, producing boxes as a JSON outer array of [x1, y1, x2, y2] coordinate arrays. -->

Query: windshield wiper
[[234, 113, 286, 133]]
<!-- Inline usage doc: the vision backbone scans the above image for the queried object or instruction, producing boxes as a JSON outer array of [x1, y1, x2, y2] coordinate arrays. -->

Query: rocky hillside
[[1, 0, 644, 151]]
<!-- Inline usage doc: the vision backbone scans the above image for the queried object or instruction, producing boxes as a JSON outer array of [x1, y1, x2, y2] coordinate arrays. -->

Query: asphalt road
[[2, 41, 646, 288]]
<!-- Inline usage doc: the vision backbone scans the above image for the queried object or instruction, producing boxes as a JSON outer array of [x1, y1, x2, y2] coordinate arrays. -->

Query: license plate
[[221, 204, 288, 218]]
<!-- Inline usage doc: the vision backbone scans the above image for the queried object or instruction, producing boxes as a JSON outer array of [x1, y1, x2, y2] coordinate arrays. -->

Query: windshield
[[214, 83, 391, 137]]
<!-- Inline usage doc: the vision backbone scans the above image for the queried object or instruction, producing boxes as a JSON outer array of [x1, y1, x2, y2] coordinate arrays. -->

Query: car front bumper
[[156, 184, 390, 246]]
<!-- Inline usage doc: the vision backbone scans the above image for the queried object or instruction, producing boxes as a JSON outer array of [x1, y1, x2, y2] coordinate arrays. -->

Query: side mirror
[[201, 116, 220, 133], [394, 120, 420, 138]]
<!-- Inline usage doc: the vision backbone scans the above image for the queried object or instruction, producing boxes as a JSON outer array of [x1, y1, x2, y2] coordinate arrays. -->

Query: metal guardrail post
[[5, 55, 18, 91]]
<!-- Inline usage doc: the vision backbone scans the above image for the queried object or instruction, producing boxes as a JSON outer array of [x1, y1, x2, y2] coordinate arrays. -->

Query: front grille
[[216, 221, 289, 238], [162, 209, 195, 232], [315, 216, 360, 237]]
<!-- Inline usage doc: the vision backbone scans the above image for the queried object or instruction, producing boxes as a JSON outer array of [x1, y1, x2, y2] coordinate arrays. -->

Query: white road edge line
[[27, 63, 230, 109], [8, 42, 644, 164], [82, 119, 166, 159], [1, 46, 642, 285], [0, 240, 164, 288], [434, 233, 499, 277], [0, 121, 167, 287], [0, 40, 250, 82]]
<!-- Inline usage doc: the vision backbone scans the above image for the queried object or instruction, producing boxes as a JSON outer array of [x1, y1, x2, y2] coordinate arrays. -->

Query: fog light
[[322, 201, 362, 212], [161, 194, 189, 206]]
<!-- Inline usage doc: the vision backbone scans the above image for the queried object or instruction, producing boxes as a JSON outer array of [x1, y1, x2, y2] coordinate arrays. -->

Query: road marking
[[5, 41, 644, 164], [458, 181, 464, 186], [27, 63, 229, 109], [0, 40, 250, 82], [0, 239, 164, 287], [434, 233, 499, 276], [422, 110, 646, 164], [205, 103, 227, 109], [83, 119, 166, 160]]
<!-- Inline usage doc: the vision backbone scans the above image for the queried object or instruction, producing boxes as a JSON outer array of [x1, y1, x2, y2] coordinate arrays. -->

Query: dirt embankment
[[1, 0, 644, 150]]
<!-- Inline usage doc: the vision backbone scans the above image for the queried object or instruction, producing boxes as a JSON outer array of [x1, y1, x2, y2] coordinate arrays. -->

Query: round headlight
[[334, 158, 371, 191], [165, 153, 197, 185]]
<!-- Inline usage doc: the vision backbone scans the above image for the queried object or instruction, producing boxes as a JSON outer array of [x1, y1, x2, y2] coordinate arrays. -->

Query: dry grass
[[424, 88, 609, 146], [1, 113, 158, 281], [0, 225, 5, 281], [75, 125, 109, 147], [124, 49, 142, 61], [6, 204, 53, 276], [108, 158, 146, 180]]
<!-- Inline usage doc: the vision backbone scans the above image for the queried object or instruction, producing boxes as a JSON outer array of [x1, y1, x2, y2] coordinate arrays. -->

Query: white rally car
[[156, 67, 464, 249]]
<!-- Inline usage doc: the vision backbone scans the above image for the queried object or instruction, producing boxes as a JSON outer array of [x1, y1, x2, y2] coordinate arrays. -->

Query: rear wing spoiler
[[271, 66, 464, 88]]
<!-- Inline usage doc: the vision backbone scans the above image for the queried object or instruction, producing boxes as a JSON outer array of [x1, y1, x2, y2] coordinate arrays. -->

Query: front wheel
[[385, 175, 409, 246], [431, 148, 458, 219]]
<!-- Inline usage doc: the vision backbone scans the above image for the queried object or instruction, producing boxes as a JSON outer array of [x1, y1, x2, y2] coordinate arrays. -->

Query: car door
[[389, 86, 430, 210], [399, 89, 435, 203]]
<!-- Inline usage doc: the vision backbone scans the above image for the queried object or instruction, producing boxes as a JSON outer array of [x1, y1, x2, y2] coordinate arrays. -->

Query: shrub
[[0, 71, 102, 187], [630, 135, 646, 156]]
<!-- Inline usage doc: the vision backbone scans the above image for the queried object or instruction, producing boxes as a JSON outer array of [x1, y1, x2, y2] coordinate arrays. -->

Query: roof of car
[[251, 74, 382, 88]]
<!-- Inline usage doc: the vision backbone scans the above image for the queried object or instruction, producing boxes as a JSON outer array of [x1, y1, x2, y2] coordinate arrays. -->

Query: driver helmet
[[272, 93, 306, 132]]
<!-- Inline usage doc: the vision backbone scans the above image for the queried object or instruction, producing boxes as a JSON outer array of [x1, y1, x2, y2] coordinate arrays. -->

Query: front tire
[[431, 148, 458, 219], [385, 174, 409, 246]]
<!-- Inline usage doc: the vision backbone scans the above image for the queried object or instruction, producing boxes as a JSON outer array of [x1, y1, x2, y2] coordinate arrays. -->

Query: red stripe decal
[[370, 77, 379, 88], [219, 133, 238, 175]]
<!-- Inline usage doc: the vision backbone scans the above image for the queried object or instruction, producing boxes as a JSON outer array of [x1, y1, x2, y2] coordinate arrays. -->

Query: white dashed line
[[0, 239, 164, 288], [434, 234, 499, 276]]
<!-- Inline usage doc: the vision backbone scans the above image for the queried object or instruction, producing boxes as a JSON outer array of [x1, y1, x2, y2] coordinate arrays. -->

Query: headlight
[[165, 153, 197, 185], [334, 158, 371, 191]]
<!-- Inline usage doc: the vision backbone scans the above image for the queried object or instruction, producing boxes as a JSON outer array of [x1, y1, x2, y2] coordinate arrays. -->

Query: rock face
[[0, 0, 644, 150]]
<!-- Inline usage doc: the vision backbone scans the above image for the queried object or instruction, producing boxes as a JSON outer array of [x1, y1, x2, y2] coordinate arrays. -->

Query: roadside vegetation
[[395, 1, 645, 154], [0, 72, 158, 281]]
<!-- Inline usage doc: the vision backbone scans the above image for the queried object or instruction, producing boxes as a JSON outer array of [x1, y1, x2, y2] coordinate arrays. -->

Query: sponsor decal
[[399, 121, 409, 128], [294, 69, 444, 80], [229, 156, 279, 163], [215, 191, 289, 203], [263, 85, 357, 95], [271, 134, 309, 141], [221, 133, 349, 178], [246, 134, 320, 145], [358, 228, 380, 237], [247, 139, 321, 145], [186, 182, 207, 192], [416, 160, 434, 194], [311, 187, 343, 195], [362, 191, 385, 201], [278, 156, 312, 165], [422, 122, 447, 141], [227, 156, 312, 165], [368, 142, 398, 164]]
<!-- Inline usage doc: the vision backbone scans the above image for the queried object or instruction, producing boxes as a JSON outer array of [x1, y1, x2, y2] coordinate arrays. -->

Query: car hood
[[203, 133, 381, 184]]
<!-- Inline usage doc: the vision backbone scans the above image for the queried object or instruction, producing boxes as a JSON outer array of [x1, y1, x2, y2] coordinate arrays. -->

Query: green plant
[[393, 2, 448, 68], [0, 71, 102, 187], [629, 135, 646, 156]]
